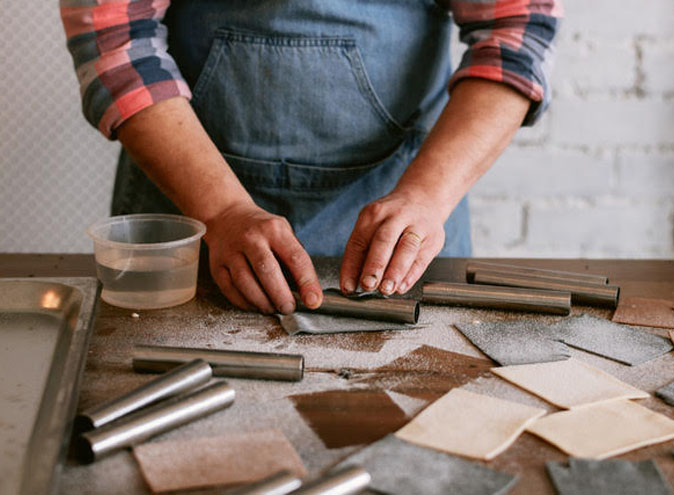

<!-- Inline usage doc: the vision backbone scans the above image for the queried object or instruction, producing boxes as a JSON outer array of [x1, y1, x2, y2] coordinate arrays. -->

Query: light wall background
[[1, 0, 673, 258]]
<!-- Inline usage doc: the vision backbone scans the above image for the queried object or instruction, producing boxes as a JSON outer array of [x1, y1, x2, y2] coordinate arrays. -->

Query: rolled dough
[[491, 358, 649, 409], [395, 388, 546, 460], [527, 400, 674, 459], [276, 312, 415, 335]]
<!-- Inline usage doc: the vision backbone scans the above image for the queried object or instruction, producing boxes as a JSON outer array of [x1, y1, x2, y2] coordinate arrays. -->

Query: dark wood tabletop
[[2, 254, 673, 495]]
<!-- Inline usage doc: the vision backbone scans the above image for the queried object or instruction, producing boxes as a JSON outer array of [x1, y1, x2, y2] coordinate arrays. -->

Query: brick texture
[[469, 0, 674, 258]]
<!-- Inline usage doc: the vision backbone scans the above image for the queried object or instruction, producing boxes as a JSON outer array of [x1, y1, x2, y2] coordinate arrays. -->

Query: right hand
[[204, 201, 323, 314]]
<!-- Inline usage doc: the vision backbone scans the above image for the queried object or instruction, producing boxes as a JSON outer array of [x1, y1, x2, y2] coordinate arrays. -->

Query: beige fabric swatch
[[491, 358, 649, 409], [395, 388, 546, 460], [527, 399, 674, 459], [133, 429, 307, 493]]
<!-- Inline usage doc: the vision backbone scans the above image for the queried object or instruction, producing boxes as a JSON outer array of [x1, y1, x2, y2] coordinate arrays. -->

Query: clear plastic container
[[87, 214, 206, 309]]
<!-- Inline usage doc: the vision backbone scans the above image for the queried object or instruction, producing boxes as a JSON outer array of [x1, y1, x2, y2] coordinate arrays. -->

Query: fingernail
[[280, 301, 295, 314], [362, 275, 377, 290], [343, 279, 356, 293], [305, 291, 319, 308], [399, 281, 408, 293], [381, 279, 394, 294]]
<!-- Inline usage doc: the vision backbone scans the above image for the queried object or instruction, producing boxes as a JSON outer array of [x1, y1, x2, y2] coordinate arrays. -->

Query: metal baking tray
[[0, 277, 100, 495]]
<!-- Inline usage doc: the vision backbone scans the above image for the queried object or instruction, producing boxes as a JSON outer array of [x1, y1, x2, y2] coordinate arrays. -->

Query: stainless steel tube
[[294, 291, 419, 324], [76, 381, 235, 463], [465, 261, 609, 285], [422, 281, 571, 315], [132, 345, 304, 382], [75, 359, 212, 432], [473, 270, 620, 308], [288, 466, 370, 495], [229, 471, 303, 495]]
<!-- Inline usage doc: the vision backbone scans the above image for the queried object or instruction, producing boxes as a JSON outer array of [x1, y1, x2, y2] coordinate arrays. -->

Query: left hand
[[339, 188, 446, 296]]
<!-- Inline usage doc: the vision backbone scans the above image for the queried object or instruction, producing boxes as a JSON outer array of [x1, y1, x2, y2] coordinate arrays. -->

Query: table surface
[[2, 254, 673, 495]]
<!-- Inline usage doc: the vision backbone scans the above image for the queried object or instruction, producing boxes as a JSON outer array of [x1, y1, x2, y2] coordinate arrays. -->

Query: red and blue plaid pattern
[[446, 0, 563, 124], [60, 0, 191, 138], [60, 0, 562, 138]]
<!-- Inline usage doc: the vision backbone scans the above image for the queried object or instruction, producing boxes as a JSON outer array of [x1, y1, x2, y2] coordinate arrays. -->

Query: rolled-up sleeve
[[446, 0, 563, 125], [60, 0, 192, 139]]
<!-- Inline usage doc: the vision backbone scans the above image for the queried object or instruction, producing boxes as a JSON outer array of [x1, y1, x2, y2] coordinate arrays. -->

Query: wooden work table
[[2, 254, 673, 494]]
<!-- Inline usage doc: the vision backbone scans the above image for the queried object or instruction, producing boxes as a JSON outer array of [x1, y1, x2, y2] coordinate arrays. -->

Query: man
[[61, 0, 562, 314]]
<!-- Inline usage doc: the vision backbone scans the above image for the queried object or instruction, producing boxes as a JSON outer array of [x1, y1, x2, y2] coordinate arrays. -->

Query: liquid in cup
[[88, 215, 206, 310]]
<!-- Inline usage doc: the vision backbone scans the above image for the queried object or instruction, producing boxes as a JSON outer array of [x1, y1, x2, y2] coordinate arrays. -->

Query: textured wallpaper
[[0, 1, 120, 253]]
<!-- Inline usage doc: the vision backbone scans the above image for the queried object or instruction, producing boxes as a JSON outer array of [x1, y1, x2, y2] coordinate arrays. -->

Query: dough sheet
[[554, 313, 672, 366], [612, 296, 674, 330], [656, 380, 674, 407], [395, 388, 546, 460], [491, 358, 649, 409], [527, 400, 674, 459], [454, 320, 570, 366], [333, 434, 518, 495], [133, 429, 306, 492], [546, 458, 672, 495]]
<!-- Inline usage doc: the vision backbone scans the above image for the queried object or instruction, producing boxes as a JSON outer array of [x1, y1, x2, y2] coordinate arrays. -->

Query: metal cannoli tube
[[294, 291, 419, 324], [473, 270, 620, 308], [288, 466, 370, 495], [75, 359, 212, 432], [465, 260, 609, 285], [422, 281, 571, 315], [77, 381, 234, 463], [229, 470, 303, 495], [132, 345, 304, 382]]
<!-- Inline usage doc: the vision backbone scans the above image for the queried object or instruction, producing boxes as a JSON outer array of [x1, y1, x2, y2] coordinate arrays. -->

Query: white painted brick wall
[[469, 0, 674, 258], [526, 200, 673, 257], [561, 0, 674, 39], [641, 38, 674, 94]]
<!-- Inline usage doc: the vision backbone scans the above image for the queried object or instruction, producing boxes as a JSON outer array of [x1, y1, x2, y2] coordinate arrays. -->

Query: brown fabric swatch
[[612, 297, 674, 329], [133, 429, 307, 493]]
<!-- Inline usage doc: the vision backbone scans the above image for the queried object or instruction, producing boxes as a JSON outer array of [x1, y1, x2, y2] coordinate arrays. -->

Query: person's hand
[[339, 189, 446, 296], [204, 201, 323, 314]]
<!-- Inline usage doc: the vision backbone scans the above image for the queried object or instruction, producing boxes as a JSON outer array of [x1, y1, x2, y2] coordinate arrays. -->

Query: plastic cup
[[87, 214, 206, 309]]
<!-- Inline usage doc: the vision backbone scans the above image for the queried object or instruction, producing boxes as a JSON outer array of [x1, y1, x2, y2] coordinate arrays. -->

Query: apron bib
[[112, 0, 471, 256]]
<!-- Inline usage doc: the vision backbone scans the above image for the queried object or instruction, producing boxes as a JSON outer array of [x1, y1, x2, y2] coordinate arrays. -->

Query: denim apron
[[112, 0, 472, 257]]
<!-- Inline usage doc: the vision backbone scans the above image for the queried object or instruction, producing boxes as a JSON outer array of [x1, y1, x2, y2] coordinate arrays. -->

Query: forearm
[[394, 78, 530, 218], [117, 97, 254, 224], [117, 97, 322, 313]]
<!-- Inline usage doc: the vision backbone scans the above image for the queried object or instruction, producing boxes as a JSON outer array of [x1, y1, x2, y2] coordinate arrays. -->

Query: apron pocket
[[220, 129, 416, 191], [191, 28, 407, 168]]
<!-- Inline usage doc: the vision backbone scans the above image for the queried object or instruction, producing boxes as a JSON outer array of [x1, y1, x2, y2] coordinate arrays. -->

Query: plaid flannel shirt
[[60, 0, 562, 139]]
